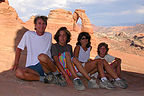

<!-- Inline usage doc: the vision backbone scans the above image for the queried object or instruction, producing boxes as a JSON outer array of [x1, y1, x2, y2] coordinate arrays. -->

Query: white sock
[[74, 77, 80, 80], [101, 77, 108, 82], [115, 78, 120, 81]]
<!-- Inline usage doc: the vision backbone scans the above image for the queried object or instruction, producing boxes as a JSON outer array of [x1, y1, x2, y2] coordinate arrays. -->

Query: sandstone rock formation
[[115, 31, 128, 38], [24, 16, 35, 30], [0, 1, 23, 26], [131, 33, 144, 50], [134, 33, 144, 38], [73, 9, 93, 33], [0, 1, 27, 71], [24, 9, 93, 34], [47, 9, 74, 32]]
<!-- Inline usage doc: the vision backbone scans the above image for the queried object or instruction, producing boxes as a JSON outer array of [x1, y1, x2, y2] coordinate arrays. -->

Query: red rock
[[47, 9, 74, 32], [73, 9, 93, 33]]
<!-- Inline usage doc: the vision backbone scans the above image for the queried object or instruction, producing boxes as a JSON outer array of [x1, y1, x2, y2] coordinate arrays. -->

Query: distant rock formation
[[133, 33, 144, 47], [134, 33, 144, 38], [115, 31, 128, 38], [47, 9, 74, 31], [24, 9, 93, 33], [24, 16, 35, 30], [73, 9, 93, 33], [130, 40, 144, 50], [0, 0, 23, 26]]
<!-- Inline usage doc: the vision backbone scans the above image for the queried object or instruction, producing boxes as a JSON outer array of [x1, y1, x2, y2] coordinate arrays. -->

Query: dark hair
[[0, 0, 5, 2], [54, 27, 71, 43], [97, 42, 109, 55], [76, 32, 91, 48], [34, 15, 48, 30]]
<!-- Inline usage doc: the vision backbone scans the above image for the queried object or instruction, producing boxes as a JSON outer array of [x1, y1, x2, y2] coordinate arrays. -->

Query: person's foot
[[99, 80, 115, 89], [54, 74, 67, 87], [121, 78, 128, 86], [113, 79, 128, 89], [44, 72, 56, 84], [73, 79, 85, 91], [88, 79, 99, 88]]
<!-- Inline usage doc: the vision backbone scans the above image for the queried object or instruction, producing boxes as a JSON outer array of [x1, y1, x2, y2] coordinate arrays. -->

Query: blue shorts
[[27, 62, 44, 76]]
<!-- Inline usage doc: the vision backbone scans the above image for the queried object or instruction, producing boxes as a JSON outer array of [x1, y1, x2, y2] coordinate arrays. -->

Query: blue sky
[[9, 0, 144, 26]]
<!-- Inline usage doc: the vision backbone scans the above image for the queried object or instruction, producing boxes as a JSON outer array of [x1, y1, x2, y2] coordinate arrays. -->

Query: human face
[[99, 46, 107, 57], [58, 31, 67, 46], [80, 36, 88, 46], [35, 18, 47, 36]]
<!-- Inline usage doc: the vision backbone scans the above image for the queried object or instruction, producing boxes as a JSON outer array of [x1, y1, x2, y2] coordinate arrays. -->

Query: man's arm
[[12, 47, 22, 71]]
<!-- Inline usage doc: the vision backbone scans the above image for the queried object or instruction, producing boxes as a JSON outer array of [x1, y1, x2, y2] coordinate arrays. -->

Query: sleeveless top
[[78, 46, 91, 63]]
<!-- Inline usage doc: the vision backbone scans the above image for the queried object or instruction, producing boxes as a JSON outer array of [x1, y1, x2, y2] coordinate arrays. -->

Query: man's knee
[[38, 53, 50, 63]]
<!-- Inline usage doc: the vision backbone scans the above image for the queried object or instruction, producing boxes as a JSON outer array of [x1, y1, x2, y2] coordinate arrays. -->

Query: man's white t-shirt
[[95, 54, 115, 63], [18, 31, 52, 67]]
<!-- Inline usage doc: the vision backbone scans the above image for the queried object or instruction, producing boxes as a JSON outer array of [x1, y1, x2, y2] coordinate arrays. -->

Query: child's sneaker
[[54, 74, 67, 87], [88, 79, 99, 88], [121, 78, 128, 87], [114, 79, 128, 89], [99, 80, 115, 89], [73, 79, 85, 91]]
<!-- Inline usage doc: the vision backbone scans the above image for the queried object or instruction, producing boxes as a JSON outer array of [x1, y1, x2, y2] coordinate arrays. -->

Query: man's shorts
[[27, 62, 44, 76]]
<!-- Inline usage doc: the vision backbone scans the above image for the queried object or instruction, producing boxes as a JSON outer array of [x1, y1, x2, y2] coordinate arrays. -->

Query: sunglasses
[[81, 37, 88, 40]]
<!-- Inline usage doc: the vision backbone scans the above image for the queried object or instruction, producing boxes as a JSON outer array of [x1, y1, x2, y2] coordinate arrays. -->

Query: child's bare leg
[[89, 68, 98, 76], [85, 59, 106, 78], [102, 59, 119, 79], [65, 52, 78, 79], [72, 57, 91, 80], [110, 58, 121, 78], [84, 60, 99, 74], [105, 73, 113, 81]]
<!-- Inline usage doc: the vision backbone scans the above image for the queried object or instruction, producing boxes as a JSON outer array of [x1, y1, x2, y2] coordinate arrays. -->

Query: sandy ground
[[0, 70, 144, 96]]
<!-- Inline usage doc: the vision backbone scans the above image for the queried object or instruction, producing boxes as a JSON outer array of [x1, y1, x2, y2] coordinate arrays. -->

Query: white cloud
[[69, 0, 117, 4], [92, 10, 132, 16], [8, 0, 69, 21], [136, 6, 144, 14], [7, 0, 130, 24], [120, 10, 132, 15], [9, 0, 67, 11]]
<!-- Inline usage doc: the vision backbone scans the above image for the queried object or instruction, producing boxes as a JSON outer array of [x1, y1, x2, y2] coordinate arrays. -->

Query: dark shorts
[[27, 62, 44, 76]]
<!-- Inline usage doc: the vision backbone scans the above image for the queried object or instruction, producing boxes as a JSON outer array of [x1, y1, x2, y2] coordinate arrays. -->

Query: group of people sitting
[[12, 15, 128, 91]]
